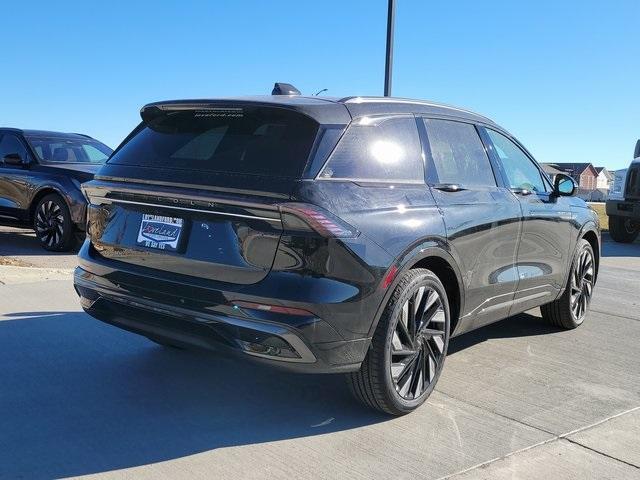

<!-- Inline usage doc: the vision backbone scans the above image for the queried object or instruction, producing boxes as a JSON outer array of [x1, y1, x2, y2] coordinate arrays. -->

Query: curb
[[0, 265, 74, 285]]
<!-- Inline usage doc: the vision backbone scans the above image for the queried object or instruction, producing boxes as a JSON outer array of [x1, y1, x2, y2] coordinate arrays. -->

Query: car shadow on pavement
[[448, 311, 562, 355], [0, 311, 388, 478]]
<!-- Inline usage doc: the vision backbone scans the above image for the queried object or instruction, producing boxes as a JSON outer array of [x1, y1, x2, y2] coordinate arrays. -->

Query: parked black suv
[[74, 94, 600, 414], [0, 129, 113, 250]]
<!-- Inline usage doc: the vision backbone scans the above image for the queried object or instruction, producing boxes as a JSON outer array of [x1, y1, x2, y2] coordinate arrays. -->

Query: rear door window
[[108, 106, 319, 178], [422, 119, 496, 187], [318, 115, 424, 183]]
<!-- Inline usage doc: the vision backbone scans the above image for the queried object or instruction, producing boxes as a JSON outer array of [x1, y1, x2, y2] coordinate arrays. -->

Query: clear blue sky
[[3, 0, 638, 169]]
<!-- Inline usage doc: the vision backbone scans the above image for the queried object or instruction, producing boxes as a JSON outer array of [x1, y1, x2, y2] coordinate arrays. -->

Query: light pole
[[384, 0, 395, 96]]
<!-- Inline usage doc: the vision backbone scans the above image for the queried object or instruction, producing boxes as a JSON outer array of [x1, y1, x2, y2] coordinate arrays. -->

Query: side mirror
[[634, 139, 640, 159], [3, 153, 25, 166], [554, 173, 576, 196]]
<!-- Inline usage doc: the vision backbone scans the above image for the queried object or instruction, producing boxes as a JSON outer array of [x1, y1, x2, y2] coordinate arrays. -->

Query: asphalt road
[[0, 229, 639, 479]]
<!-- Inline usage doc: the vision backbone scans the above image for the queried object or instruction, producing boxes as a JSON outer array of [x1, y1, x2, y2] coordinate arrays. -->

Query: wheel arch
[[559, 221, 600, 295], [368, 243, 466, 338], [581, 226, 600, 283]]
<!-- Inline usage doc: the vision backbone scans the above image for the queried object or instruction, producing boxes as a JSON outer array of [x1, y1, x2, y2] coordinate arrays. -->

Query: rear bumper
[[606, 200, 640, 219], [73, 258, 371, 374]]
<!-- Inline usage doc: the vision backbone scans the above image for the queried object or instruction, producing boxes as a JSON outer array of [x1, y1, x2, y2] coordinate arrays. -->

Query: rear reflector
[[382, 264, 399, 290], [231, 300, 313, 317]]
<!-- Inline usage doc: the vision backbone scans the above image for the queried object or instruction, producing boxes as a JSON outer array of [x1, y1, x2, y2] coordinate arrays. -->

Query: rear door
[[421, 118, 522, 331], [84, 104, 321, 285], [481, 127, 573, 313]]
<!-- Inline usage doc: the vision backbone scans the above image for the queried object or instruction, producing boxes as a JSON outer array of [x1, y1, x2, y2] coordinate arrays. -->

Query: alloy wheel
[[570, 248, 594, 321], [35, 200, 65, 248], [390, 286, 446, 400]]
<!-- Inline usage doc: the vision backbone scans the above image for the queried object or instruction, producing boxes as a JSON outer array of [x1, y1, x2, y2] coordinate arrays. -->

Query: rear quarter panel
[[292, 180, 449, 337]]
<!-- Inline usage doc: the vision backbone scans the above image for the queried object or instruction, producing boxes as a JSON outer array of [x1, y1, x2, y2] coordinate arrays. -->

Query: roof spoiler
[[140, 102, 231, 124]]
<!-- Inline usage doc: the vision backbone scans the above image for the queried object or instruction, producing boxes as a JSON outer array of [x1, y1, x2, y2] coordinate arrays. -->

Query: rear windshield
[[108, 106, 319, 177], [26, 136, 113, 164]]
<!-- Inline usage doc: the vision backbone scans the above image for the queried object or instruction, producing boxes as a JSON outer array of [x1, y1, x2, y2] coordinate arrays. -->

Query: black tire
[[541, 239, 595, 329], [33, 193, 76, 252], [348, 268, 450, 415], [608, 215, 639, 243]]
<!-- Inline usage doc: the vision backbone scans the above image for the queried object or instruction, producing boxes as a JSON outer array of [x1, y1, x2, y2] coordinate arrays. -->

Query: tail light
[[279, 202, 359, 238]]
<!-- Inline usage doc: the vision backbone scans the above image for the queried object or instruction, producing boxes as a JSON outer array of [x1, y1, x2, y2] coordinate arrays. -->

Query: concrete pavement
[[0, 237, 639, 479], [0, 226, 78, 269]]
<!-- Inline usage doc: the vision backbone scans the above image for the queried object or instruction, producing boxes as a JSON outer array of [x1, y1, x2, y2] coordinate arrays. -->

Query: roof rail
[[339, 96, 492, 121]]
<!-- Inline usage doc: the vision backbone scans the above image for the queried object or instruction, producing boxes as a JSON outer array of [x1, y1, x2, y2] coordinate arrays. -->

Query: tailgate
[[84, 179, 284, 285]]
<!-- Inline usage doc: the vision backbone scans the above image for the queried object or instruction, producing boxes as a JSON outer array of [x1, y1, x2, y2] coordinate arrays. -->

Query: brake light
[[279, 202, 359, 238]]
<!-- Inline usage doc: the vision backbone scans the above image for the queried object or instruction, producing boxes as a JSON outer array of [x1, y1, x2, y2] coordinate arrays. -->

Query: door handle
[[433, 183, 467, 192], [511, 188, 532, 196]]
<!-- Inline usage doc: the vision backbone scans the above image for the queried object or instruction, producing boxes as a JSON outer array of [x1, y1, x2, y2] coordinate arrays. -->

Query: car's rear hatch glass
[[108, 105, 319, 177]]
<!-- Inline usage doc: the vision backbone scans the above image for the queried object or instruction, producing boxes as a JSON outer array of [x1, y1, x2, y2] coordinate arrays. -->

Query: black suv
[[0, 129, 113, 251], [74, 94, 600, 415]]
